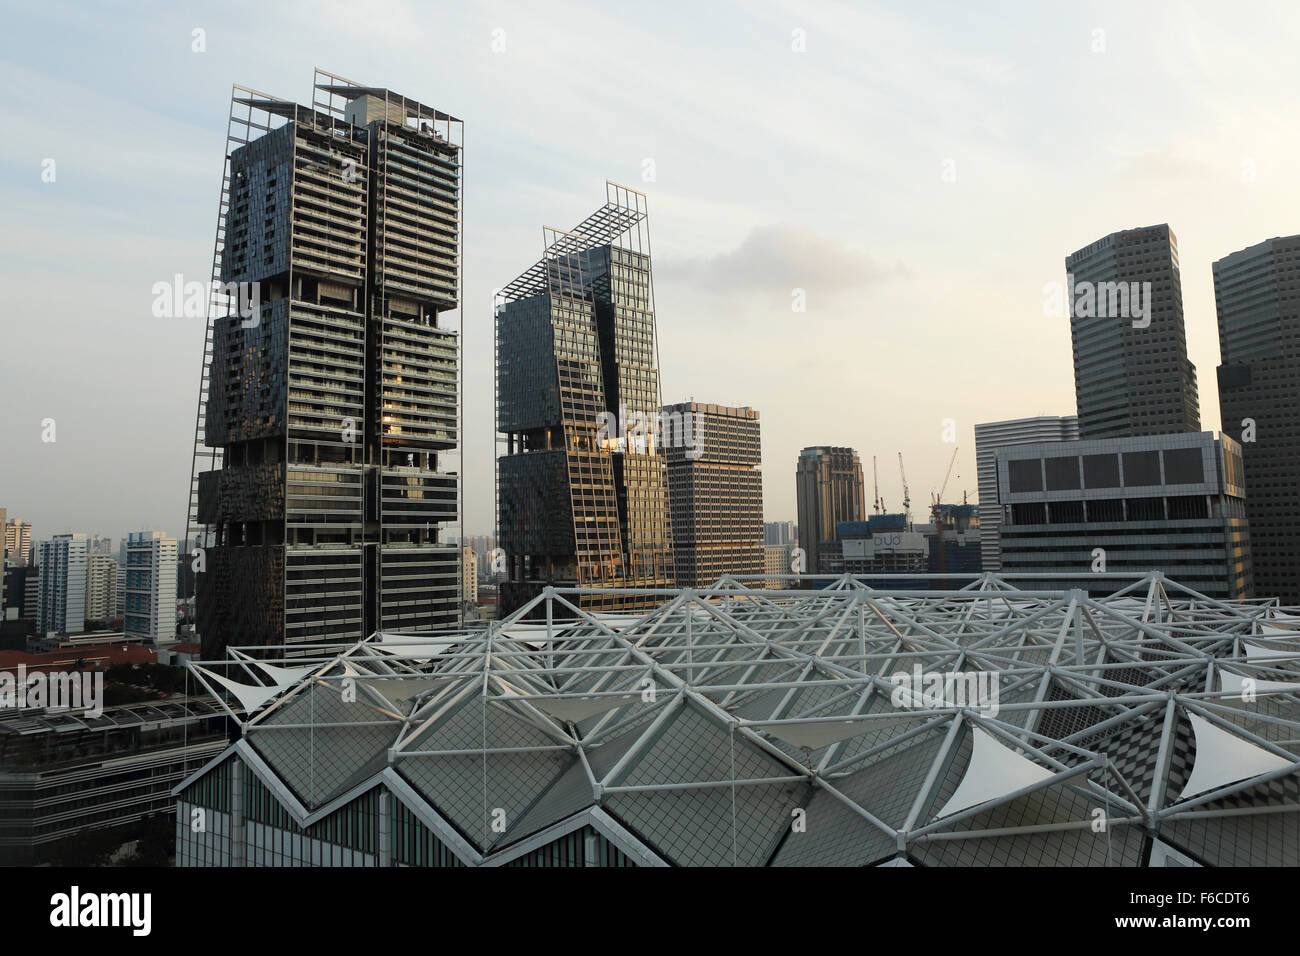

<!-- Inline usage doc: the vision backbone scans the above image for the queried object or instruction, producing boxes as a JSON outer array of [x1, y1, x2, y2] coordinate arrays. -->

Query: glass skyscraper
[[1215, 234, 1300, 604], [495, 184, 674, 615]]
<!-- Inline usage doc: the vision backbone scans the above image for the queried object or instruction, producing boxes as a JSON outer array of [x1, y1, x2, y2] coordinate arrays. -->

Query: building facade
[[996, 432, 1252, 598], [762, 543, 793, 587], [193, 73, 462, 657], [764, 520, 797, 547], [795, 446, 866, 574], [124, 532, 179, 645], [662, 402, 763, 588], [496, 184, 674, 615], [974, 415, 1079, 571], [4, 517, 31, 567], [84, 554, 118, 624], [1065, 224, 1199, 439], [36, 534, 87, 635], [1214, 234, 1300, 604]]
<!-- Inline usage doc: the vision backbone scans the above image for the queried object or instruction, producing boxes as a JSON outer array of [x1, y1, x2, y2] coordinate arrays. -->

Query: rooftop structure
[[177, 573, 1300, 867]]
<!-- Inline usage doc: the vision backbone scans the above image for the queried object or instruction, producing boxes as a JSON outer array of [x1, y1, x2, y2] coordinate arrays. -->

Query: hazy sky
[[3, 0, 1299, 548]]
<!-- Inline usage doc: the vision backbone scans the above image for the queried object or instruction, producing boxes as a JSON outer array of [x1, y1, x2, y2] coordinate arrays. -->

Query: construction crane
[[931, 447, 960, 574], [872, 456, 883, 514], [897, 452, 910, 523], [932, 446, 958, 506]]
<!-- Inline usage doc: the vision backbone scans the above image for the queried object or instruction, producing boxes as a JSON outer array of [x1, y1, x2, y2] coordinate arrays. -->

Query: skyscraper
[[1065, 224, 1199, 439], [124, 531, 179, 645], [662, 402, 764, 588], [974, 415, 1079, 571], [189, 72, 462, 656], [496, 184, 674, 614], [36, 533, 87, 635], [4, 517, 31, 566], [795, 446, 866, 573], [1215, 234, 1300, 603], [84, 553, 118, 624]]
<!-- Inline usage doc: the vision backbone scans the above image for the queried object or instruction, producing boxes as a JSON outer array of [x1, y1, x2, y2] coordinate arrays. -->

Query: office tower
[[1065, 224, 1199, 438], [661, 402, 763, 588], [188, 71, 462, 656], [87, 535, 113, 556], [123, 532, 178, 645], [5, 517, 31, 566], [1215, 235, 1300, 604], [496, 183, 673, 615], [974, 416, 1079, 571], [22, 567, 39, 622], [84, 554, 118, 624], [764, 520, 796, 547], [763, 543, 793, 587], [37, 534, 87, 634], [796, 446, 866, 573], [996, 432, 1251, 598], [461, 545, 477, 605]]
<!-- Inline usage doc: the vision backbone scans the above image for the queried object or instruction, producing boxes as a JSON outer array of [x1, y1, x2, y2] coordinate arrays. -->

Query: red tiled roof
[[0, 643, 156, 673]]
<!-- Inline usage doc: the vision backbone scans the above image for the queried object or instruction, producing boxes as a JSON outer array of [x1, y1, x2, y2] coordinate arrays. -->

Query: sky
[[2, 0, 1299, 549]]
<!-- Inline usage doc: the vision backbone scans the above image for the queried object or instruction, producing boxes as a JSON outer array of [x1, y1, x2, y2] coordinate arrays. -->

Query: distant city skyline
[[5, 3, 1300, 543]]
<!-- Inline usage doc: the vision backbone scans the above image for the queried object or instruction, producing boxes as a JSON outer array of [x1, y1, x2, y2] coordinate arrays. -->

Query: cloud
[[658, 223, 906, 296]]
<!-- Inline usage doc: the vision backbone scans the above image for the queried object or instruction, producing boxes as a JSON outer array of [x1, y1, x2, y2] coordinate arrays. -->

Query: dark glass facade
[[496, 186, 674, 614], [196, 79, 462, 656], [1215, 234, 1300, 603]]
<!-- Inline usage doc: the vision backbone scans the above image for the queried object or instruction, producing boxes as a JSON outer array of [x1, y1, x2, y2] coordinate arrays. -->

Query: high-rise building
[[496, 184, 674, 615], [763, 543, 793, 587], [0, 508, 6, 622], [36, 534, 87, 634], [795, 446, 866, 573], [22, 567, 39, 622], [764, 520, 797, 546], [1065, 224, 1199, 439], [190, 72, 462, 656], [87, 535, 113, 556], [461, 545, 478, 606], [662, 402, 763, 588], [124, 532, 178, 645], [115, 563, 126, 621], [996, 431, 1251, 598], [974, 416, 1079, 571], [84, 554, 118, 624], [4, 517, 31, 566], [1214, 235, 1300, 604]]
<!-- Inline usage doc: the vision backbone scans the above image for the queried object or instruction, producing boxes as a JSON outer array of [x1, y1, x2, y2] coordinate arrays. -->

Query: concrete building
[[461, 545, 478, 606], [974, 416, 1079, 571], [995, 431, 1251, 598], [124, 531, 178, 646], [0, 697, 228, 865], [115, 563, 126, 621], [496, 184, 673, 614], [36, 534, 87, 635], [86, 535, 113, 556], [191, 73, 463, 657], [662, 402, 763, 588], [764, 520, 797, 547], [762, 543, 793, 587], [1214, 234, 1300, 604], [22, 567, 39, 622], [84, 554, 118, 624], [796, 446, 866, 573], [1065, 224, 1200, 439], [4, 517, 31, 566]]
